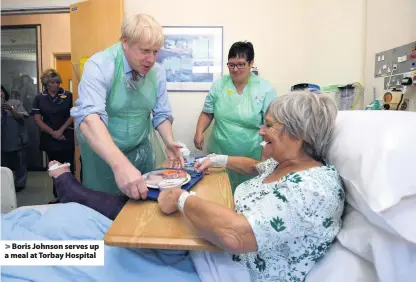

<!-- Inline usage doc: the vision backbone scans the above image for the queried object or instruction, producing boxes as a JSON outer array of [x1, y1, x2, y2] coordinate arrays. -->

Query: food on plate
[[145, 169, 187, 186], [158, 179, 185, 190]]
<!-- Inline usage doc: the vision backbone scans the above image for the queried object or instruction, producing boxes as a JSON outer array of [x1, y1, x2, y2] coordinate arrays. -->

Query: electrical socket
[[398, 55, 408, 63], [393, 64, 398, 70]]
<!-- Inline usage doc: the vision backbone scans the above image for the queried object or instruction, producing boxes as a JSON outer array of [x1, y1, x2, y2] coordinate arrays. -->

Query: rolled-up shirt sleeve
[[152, 64, 174, 128], [70, 53, 113, 128]]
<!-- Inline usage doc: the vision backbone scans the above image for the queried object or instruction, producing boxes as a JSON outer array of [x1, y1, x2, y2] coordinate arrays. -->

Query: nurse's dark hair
[[40, 68, 62, 87], [228, 41, 255, 62], [1, 85, 10, 101]]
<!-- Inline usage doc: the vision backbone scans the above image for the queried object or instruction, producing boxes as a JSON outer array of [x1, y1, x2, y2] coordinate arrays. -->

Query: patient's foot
[[48, 161, 71, 178]]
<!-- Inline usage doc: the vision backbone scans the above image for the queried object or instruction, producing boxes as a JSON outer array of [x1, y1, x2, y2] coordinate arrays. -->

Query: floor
[[16, 171, 55, 207]]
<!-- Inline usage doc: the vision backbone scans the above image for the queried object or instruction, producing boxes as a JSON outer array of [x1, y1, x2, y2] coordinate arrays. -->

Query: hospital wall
[[6, 0, 415, 155], [125, 0, 367, 154], [364, 0, 416, 106]]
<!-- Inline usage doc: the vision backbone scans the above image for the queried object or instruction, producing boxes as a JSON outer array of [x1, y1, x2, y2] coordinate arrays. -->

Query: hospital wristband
[[197, 154, 228, 167], [177, 191, 194, 213]]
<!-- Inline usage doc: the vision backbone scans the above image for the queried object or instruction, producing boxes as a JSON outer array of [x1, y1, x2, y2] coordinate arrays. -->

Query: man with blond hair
[[71, 14, 183, 200]]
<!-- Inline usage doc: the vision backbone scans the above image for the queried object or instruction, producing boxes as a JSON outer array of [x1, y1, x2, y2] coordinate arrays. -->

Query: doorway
[[1, 25, 44, 171], [54, 53, 72, 93]]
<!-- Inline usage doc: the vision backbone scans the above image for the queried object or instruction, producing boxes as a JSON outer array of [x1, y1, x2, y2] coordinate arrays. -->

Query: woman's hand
[[193, 132, 204, 150], [194, 154, 228, 173], [52, 128, 65, 140], [52, 130, 66, 140], [158, 189, 185, 214], [194, 156, 213, 173]]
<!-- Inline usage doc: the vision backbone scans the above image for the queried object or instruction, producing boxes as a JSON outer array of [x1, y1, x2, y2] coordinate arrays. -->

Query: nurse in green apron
[[194, 41, 277, 192], [71, 14, 184, 200]]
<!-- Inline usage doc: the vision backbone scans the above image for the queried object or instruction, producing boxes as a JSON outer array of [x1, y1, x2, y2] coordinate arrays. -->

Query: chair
[[1, 167, 18, 213]]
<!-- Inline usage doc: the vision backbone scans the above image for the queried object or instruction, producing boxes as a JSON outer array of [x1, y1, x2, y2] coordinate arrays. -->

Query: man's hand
[[158, 188, 184, 214], [166, 142, 184, 168], [113, 161, 148, 200]]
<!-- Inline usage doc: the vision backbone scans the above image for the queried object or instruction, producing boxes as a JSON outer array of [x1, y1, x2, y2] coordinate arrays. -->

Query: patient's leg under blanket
[[55, 172, 128, 220]]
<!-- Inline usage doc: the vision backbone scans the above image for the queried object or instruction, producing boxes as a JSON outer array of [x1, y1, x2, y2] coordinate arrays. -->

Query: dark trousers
[[46, 149, 75, 198], [56, 172, 127, 220], [1, 150, 27, 191]]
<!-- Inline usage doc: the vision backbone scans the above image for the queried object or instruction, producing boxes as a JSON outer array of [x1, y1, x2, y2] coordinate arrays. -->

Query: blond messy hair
[[120, 14, 164, 48]]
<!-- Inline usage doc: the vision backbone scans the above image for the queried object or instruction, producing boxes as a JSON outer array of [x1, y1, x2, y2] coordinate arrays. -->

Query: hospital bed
[[2, 110, 415, 282]]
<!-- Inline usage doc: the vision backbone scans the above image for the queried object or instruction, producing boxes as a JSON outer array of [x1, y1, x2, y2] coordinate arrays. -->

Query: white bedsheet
[[306, 240, 378, 282], [190, 251, 250, 282]]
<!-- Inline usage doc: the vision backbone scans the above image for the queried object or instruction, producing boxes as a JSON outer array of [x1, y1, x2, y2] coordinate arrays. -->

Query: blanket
[[1, 203, 200, 282]]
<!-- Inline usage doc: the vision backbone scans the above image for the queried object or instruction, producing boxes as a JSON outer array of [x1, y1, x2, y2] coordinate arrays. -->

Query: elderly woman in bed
[[159, 92, 345, 281], [50, 92, 344, 282]]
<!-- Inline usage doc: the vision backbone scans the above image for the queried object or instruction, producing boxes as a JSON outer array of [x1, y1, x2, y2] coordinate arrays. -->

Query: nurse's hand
[[166, 142, 184, 168], [113, 161, 148, 200], [52, 131, 66, 140], [193, 133, 204, 150]]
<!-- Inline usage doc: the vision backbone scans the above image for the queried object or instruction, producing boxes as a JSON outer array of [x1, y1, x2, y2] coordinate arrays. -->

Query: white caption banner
[[0, 240, 105, 266]]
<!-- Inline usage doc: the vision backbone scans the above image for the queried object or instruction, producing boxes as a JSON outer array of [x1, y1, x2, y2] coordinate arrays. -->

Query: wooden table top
[[104, 167, 234, 251]]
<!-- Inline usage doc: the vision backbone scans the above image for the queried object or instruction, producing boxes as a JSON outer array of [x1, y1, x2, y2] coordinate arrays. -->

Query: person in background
[[32, 69, 75, 204], [19, 74, 37, 113], [1, 85, 29, 192], [71, 14, 183, 200], [194, 41, 277, 192]]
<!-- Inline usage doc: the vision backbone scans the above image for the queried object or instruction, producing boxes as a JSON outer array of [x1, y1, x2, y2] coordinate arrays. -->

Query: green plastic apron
[[77, 43, 163, 194], [207, 74, 264, 192]]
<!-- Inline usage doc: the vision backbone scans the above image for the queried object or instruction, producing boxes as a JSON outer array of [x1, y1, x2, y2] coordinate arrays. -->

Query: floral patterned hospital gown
[[231, 158, 345, 282]]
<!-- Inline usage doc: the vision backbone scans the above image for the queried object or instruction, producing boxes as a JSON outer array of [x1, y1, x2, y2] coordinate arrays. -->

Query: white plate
[[143, 171, 191, 189]]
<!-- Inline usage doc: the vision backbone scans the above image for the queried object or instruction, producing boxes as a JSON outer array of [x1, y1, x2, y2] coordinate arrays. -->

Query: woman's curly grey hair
[[267, 91, 338, 160], [41, 68, 62, 86]]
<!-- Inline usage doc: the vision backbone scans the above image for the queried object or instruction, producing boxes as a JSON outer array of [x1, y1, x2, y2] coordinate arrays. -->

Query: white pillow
[[337, 205, 416, 282], [1, 167, 18, 214], [306, 240, 378, 282], [326, 110, 416, 243]]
